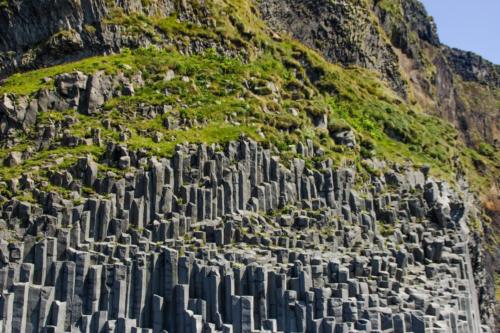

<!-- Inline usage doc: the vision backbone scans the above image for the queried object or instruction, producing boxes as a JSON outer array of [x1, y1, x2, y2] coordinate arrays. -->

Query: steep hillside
[[0, 0, 498, 332], [0, 0, 498, 149], [373, 0, 499, 149], [259, 0, 500, 149]]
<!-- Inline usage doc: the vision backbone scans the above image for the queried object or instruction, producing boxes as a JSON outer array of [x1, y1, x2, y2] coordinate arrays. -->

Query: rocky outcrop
[[0, 139, 493, 332], [1, 0, 498, 148], [372, 0, 499, 147], [444, 47, 500, 88], [374, 0, 440, 64], [0, 0, 497, 332], [259, 0, 407, 97], [0, 0, 212, 77], [259, 0, 499, 147], [0, 70, 144, 146]]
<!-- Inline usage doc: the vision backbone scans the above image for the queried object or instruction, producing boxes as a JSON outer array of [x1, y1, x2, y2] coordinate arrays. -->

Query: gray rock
[[0, 139, 487, 332], [332, 130, 356, 148], [4, 151, 23, 166]]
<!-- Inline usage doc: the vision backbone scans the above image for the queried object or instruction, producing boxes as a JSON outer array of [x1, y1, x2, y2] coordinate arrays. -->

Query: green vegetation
[[0, 0, 497, 215], [379, 223, 395, 238], [153, 16, 217, 40], [496, 274, 500, 301], [126, 122, 258, 156], [0, 0, 10, 9], [478, 143, 496, 158], [375, 0, 403, 19], [0, 53, 138, 96]]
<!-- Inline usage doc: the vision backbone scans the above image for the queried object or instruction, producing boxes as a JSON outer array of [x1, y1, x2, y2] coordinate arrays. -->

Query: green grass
[[0, 45, 493, 196], [126, 122, 258, 157], [0, 0, 10, 9], [379, 222, 395, 237], [0, 144, 104, 180], [153, 15, 217, 39], [0, 0, 497, 216], [0, 52, 138, 95]]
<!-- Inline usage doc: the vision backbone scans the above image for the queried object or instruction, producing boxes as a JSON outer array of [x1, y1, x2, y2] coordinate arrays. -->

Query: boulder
[[4, 151, 23, 166], [332, 130, 356, 148]]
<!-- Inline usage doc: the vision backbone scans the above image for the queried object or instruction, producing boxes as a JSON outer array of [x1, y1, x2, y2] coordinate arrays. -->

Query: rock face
[[259, 0, 406, 97], [0, 0, 497, 332], [0, 70, 144, 143], [443, 47, 500, 88], [259, 0, 499, 147], [0, 0, 205, 77], [0, 139, 492, 332], [374, 0, 440, 61], [373, 0, 499, 148], [1, 0, 498, 147]]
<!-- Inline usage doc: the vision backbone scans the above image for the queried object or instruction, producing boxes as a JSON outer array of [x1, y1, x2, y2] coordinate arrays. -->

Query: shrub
[[478, 143, 495, 158]]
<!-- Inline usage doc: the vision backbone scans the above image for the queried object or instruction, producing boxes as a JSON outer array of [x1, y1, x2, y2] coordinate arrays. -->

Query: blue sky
[[419, 0, 500, 64]]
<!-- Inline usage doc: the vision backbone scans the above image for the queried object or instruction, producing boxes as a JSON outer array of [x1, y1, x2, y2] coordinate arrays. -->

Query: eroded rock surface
[[0, 0, 210, 77], [259, 0, 406, 97]]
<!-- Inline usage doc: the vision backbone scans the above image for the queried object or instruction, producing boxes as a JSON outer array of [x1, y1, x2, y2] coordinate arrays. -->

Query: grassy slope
[[0, 0, 497, 219]]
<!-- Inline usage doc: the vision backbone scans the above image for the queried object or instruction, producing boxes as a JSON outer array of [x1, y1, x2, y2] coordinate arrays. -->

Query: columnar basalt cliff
[[0, 138, 490, 332], [0, 0, 498, 332]]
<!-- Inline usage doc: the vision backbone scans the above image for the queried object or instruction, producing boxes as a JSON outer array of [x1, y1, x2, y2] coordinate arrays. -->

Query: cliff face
[[0, 0, 210, 76], [259, 0, 406, 97], [0, 135, 490, 333], [259, 0, 499, 148], [380, 0, 500, 148], [258, 2, 499, 297], [0, 0, 498, 332], [444, 47, 500, 89], [2, 0, 498, 149], [380, 0, 499, 148]]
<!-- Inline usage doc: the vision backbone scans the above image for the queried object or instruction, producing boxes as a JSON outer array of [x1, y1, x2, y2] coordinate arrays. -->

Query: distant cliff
[[260, 0, 499, 148]]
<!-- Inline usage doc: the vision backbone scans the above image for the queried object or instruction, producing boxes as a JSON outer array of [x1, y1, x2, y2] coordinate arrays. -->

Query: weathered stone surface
[[259, 0, 406, 95]]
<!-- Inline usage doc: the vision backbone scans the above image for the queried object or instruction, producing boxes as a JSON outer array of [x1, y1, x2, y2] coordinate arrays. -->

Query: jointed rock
[[0, 139, 489, 332]]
